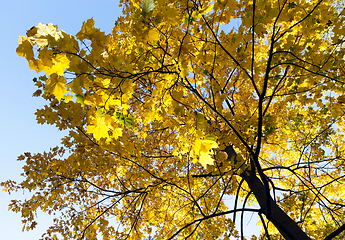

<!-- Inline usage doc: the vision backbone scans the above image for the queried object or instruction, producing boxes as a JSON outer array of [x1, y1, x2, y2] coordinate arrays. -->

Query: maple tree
[[3, 0, 345, 239]]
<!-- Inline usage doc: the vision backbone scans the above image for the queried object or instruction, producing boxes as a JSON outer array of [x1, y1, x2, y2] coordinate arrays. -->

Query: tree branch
[[324, 223, 345, 240]]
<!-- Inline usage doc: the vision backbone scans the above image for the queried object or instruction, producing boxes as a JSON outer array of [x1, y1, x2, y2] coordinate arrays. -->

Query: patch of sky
[[219, 18, 242, 34]]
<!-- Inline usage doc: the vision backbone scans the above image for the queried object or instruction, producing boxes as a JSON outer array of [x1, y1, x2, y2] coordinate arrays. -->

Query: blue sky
[[0, 1, 121, 239], [0, 1, 260, 239]]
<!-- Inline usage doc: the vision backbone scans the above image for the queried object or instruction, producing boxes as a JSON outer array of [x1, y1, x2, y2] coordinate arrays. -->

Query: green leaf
[[76, 95, 85, 105], [88, 75, 95, 81], [184, 14, 195, 25], [125, 116, 135, 127], [142, 0, 156, 20], [116, 112, 125, 125], [288, 2, 297, 8], [155, 17, 162, 25], [205, 135, 217, 141], [196, 112, 205, 119], [39, 75, 47, 81]]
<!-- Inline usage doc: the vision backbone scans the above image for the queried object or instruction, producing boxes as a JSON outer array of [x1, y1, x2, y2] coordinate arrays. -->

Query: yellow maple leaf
[[112, 127, 123, 139], [130, 0, 141, 10], [148, 29, 160, 43], [337, 95, 345, 104], [84, 93, 104, 106], [76, 18, 96, 40], [45, 73, 67, 100], [36, 23, 64, 41], [199, 151, 215, 169], [194, 138, 218, 168], [87, 116, 111, 140], [44, 54, 70, 76], [195, 2, 214, 18], [16, 39, 34, 60]]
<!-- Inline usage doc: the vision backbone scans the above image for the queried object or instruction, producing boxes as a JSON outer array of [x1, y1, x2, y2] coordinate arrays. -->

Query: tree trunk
[[240, 169, 311, 240]]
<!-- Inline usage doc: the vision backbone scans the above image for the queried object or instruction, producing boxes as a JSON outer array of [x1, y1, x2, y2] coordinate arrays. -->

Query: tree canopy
[[3, 0, 345, 239]]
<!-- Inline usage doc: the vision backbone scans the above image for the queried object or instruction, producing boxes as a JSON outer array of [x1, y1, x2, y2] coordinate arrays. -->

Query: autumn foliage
[[3, 0, 345, 239]]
